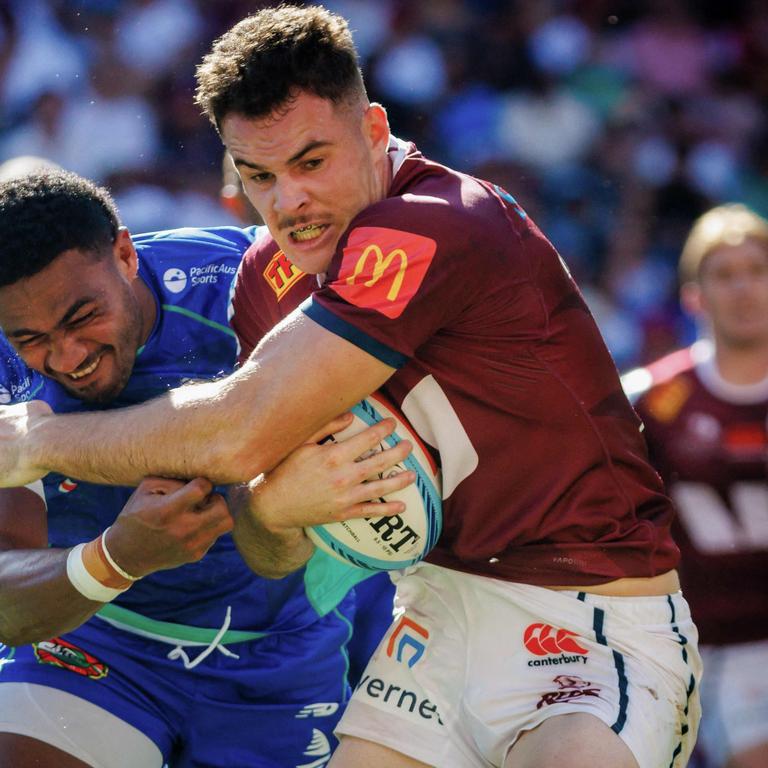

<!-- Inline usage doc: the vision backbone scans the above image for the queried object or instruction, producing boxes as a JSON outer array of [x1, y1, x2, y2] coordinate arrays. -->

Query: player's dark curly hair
[[0, 170, 120, 287], [195, 4, 366, 130]]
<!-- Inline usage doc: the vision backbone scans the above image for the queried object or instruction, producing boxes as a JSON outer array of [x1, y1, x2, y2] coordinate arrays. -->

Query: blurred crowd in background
[[2, 0, 767, 369]]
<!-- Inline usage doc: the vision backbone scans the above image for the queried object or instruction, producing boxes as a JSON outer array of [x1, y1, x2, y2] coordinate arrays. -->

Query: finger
[[138, 476, 188, 495], [356, 440, 412, 480], [169, 476, 215, 506], [336, 499, 407, 521], [192, 509, 236, 551], [194, 492, 231, 517], [332, 417, 399, 460], [348, 470, 416, 503], [306, 412, 354, 444]]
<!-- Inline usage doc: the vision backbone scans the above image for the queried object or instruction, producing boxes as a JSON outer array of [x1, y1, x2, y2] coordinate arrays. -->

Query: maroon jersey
[[231, 228, 314, 363], [632, 342, 768, 645], [233, 139, 678, 586]]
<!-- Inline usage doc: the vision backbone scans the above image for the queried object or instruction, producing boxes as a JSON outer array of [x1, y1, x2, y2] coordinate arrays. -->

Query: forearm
[[10, 313, 394, 488], [28, 373, 270, 486], [0, 548, 108, 646], [230, 481, 315, 579]]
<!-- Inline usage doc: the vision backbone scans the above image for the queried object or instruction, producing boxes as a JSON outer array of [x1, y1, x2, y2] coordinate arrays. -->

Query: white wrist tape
[[66, 543, 130, 603], [100, 527, 139, 582]]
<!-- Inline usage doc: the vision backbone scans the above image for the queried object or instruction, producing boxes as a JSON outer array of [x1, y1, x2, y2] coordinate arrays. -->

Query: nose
[[272, 176, 309, 215], [46, 333, 89, 375]]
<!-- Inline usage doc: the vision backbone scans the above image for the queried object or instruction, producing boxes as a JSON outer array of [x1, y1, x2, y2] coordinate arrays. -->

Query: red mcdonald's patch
[[331, 227, 436, 318]]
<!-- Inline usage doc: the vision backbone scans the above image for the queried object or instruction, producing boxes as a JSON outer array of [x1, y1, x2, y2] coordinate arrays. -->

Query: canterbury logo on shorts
[[523, 623, 589, 657]]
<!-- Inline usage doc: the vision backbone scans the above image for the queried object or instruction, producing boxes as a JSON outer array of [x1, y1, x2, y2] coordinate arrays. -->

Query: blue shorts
[[0, 597, 356, 768], [347, 574, 395, 688]]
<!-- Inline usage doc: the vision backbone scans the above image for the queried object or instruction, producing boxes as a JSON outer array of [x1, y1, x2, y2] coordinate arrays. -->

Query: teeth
[[69, 357, 100, 380], [291, 224, 326, 242]]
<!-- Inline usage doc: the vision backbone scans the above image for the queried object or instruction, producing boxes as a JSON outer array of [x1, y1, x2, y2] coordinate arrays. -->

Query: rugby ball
[[305, 393, 442, 571]]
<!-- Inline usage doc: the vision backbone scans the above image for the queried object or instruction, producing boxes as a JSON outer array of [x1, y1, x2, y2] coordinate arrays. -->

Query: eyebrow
[[9, 298, 95, 338], [232, 140, 331, 172]]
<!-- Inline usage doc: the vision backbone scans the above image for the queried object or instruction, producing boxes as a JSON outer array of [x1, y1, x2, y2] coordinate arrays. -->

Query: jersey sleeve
[[231, 234, 315, 363], [301, 196, 514, 367]]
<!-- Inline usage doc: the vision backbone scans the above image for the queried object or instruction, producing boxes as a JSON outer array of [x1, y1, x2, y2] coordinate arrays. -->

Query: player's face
[[697, 239, 768, 348], [0, 237, 151, 403], [221, 92, 391, 274]]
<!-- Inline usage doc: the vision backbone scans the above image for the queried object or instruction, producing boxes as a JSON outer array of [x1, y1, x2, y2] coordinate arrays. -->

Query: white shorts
[[696, 639, 768, 765], [336, 563, 702, 768], [0, 682, 163, 768]]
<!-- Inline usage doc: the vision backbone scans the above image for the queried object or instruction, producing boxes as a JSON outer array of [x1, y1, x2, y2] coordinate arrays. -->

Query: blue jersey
[[0, 226, 363, 634]]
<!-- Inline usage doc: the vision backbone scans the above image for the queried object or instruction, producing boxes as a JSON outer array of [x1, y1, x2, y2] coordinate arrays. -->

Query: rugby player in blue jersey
[[0, 170, 413, 768]]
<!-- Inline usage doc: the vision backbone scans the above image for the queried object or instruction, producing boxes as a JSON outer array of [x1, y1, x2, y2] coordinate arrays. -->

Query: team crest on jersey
[[263, 251, 305, 300], [644, 377, 691, 423], [33, 638, 108, 679], [332, 227, 436, 319]]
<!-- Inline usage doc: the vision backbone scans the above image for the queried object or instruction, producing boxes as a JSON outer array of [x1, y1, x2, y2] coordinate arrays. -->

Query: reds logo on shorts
[[524, 623, 589, 667], [536, 674, 601, 709], [331, 227, 436, 319], [33, 638, 108, 679]]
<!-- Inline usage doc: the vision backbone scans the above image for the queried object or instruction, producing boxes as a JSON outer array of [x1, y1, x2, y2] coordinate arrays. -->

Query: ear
[[680, 281, 704, 317], [113, 227, 139, 280], [362, 102, 390, 154]]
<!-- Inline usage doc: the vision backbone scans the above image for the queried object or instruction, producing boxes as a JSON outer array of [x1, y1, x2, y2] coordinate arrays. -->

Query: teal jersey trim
[[333, 604, 354, 701], [96, 603, 266, 645], [161, 304, 237, 338], [26, 380, 44, 399], [303, 549, 373, 617]]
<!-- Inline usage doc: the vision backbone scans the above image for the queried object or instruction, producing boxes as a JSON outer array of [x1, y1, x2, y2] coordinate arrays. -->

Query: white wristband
[[100, 527, 139, 581], [66, 544, 130, 603]]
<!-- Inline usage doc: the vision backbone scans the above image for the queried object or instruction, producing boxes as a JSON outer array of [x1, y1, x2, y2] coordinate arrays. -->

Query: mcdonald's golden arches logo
[[332, 227, 436, 318]]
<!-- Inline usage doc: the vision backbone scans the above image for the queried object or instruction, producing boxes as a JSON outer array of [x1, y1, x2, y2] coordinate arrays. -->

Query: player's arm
[[0, 486, 100, 646], [0, 478, 233, 647], [230, 414, 415, 578], [1, 312, 395, 488]]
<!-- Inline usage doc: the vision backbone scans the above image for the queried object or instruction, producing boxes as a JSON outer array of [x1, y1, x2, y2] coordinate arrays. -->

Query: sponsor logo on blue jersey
[[163, 263, 238, 295], [163, 267, 187, 293]]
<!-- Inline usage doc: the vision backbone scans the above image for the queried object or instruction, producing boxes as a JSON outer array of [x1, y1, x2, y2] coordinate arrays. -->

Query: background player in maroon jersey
[[627, 204, 768, 768], [0, 6, 701, 767]]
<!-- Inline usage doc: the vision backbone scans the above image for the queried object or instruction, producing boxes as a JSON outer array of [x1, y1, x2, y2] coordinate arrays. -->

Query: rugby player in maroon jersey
[[627, 204, 768, 768], [0, 6, 701, 767]]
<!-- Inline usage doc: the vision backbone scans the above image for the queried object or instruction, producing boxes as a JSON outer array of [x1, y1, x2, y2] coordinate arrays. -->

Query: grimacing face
[[222, 91, 391, 275], [0, 242, 147, 404], [697, 238, 768, 349]]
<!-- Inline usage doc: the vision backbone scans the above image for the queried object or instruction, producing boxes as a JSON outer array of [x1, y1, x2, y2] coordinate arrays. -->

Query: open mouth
[[290, 223, 329, 242], [69, 354, 102, 381]]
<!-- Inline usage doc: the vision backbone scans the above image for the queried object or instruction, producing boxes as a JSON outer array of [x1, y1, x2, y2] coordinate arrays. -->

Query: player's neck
[[134, 276, 158, 346], [713, 339, 768, 386], [377, 151, 393, 198]]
